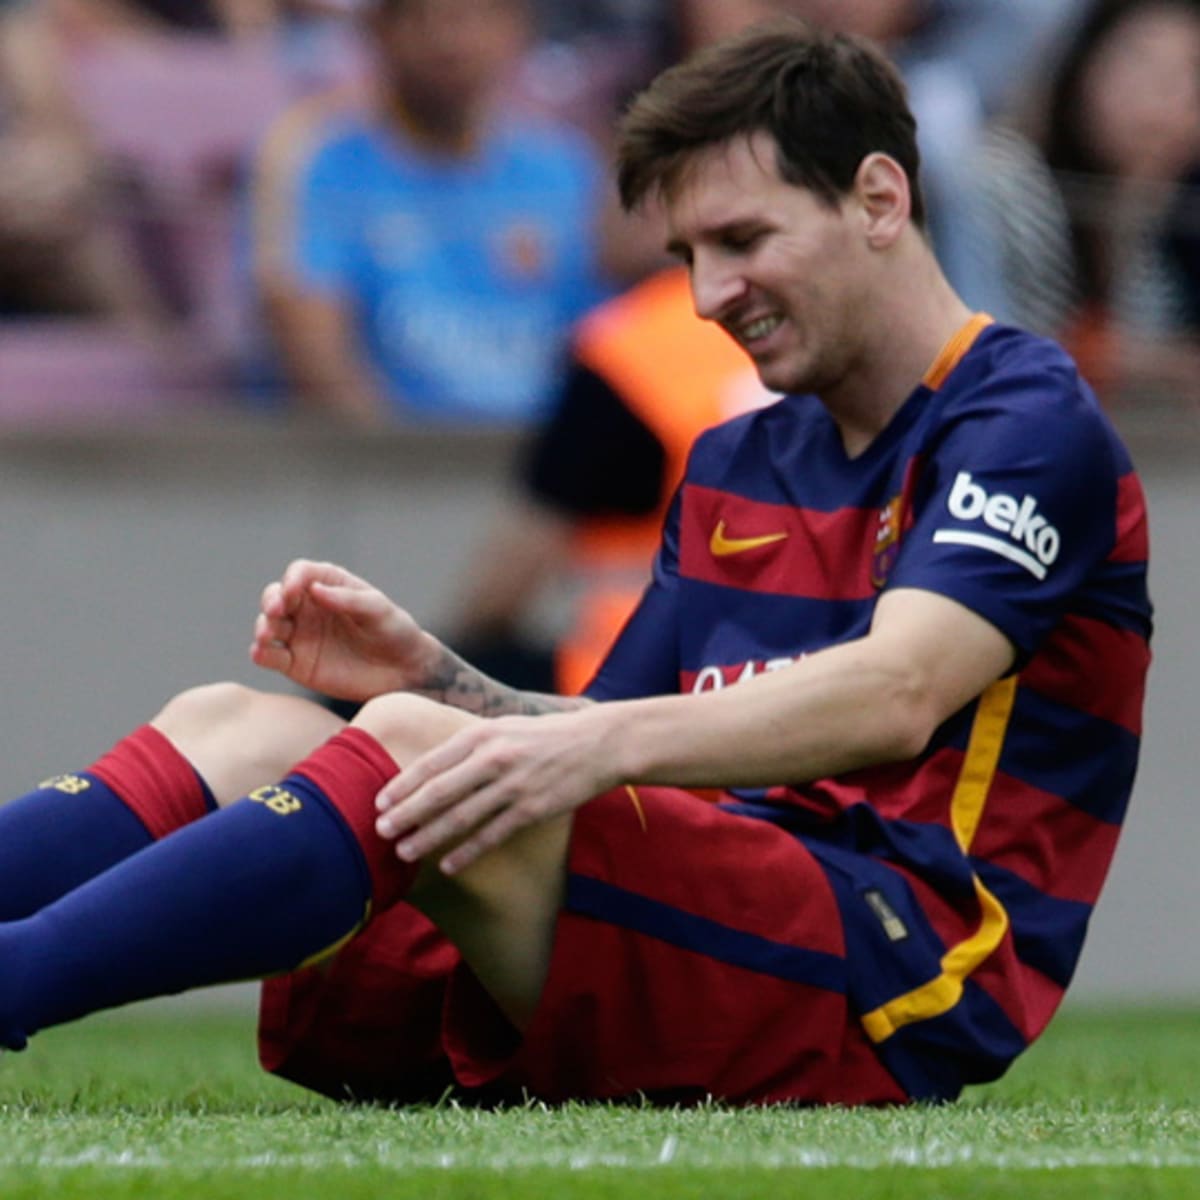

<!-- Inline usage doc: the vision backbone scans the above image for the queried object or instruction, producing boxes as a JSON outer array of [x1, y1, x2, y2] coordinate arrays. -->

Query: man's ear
[[855, 153, 911, 248]]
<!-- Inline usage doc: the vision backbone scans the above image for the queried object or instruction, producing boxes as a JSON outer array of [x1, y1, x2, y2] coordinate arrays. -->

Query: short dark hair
[[616, 17, 925, 227]]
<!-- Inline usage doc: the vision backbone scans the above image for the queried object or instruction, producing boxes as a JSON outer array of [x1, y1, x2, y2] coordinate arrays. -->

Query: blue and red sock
[[0, 728, 414, 1050], [0, 726, 216, 920]]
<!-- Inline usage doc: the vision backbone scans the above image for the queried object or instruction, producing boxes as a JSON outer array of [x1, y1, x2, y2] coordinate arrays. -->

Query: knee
[[352, 692, 475, 767], [152, 681, 260, 742], [151, 682, 345, 807]]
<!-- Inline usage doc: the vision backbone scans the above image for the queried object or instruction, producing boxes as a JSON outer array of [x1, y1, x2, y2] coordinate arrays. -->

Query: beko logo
[[933, 471, 1061, 579]]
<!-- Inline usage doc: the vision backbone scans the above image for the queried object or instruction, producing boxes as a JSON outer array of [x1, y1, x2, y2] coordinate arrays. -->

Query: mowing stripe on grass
[[12, 1146, 1200, 1172]]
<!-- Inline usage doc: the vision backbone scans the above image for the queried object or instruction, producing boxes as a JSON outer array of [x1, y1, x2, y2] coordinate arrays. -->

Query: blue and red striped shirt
[[587, 317, 1152, 1099]]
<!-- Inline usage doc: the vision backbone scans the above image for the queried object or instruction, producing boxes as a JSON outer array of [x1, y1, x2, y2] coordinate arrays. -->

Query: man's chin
[[753, 360, 804, 396]]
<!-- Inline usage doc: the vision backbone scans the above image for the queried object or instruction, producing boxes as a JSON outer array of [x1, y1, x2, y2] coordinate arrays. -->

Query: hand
[[374, 708, 621, 875], [250, 559, 436, 701]]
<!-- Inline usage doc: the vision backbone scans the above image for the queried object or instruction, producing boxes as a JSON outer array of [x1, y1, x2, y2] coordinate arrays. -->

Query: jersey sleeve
[[887, 374, 1119, 660], [583, 489, 683, 700]]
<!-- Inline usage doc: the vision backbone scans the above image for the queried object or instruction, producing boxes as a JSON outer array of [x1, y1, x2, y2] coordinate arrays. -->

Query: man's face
[[374, 0, 528, 126], [665, 133, 867, 396]]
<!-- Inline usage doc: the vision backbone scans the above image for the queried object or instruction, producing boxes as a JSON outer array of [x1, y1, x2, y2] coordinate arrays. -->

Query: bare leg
[[150, 682, 346, 807], [350, 693, 571, 1032], [155, 684, 568, 1030]]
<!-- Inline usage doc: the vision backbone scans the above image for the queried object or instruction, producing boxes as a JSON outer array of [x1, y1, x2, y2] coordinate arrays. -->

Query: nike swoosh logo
[[709, 519, 789, 557]]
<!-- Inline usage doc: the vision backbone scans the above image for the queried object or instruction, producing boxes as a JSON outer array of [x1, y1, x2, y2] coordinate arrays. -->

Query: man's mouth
[[738, 314, 783, 345]]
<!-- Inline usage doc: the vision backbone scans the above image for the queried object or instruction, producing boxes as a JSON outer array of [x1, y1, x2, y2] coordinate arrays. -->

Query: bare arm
[[602, 588, 1014, 787], [259, 283, 392, 425], [250, 558, 588, 716], [377, 587, 1016, 873], [410, 639, 589, 717]]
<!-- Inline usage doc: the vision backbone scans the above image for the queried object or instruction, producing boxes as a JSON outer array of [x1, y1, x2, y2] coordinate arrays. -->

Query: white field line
[[5, 1144, 1200, 1172]]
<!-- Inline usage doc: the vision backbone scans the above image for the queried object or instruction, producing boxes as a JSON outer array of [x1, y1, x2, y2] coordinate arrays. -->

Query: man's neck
[[383, 92, 480, 157], [823, 259, 973, 458]]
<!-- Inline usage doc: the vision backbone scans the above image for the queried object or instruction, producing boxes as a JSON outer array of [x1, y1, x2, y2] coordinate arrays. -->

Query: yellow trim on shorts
[[861, 676, 1017, 1043]]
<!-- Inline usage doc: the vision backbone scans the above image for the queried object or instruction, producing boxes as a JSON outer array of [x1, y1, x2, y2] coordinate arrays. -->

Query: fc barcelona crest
[[871, 496, 903, 588]]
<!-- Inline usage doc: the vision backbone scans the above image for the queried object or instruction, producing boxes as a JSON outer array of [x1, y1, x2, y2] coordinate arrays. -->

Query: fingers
[[375, 732, 479, 840], [259, 561, 374, 625], [275, 560, 389, 623], [374, 730, 520, 874], [279, 559, 341, 606], [309, 579, 384, 619], [373, 722, 574, 876], [248, 610, 293, 671], [272, 559, 358, 604], [254, 581, 296, 647], [259, 579, 286, 618]]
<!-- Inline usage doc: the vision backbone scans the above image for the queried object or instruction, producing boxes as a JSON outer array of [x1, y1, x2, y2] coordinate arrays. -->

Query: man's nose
[[690, 252, 746, 322]]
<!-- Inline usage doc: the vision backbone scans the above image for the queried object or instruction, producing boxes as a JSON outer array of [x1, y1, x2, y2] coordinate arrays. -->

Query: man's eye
[[723, 231, 761, 252]]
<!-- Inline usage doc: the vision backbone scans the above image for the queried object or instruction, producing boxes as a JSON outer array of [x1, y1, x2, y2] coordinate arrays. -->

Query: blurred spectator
[[0, 0, 167, 322], [527, 0, 664, 44], [973, 0, 1200, 402], [271, 0, 371, 96], [791, 0, 1086, 312], [517, 0, 676, 139], [246, 0, 612, 426], [0, 0, 313, 415]]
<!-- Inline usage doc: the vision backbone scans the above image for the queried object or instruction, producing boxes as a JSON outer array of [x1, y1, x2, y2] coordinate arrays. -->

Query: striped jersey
[[586, 316, 1153, 1100]]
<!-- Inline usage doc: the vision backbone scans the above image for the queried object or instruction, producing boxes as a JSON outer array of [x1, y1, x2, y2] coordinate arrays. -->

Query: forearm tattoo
[[413, 644, 592, 718]]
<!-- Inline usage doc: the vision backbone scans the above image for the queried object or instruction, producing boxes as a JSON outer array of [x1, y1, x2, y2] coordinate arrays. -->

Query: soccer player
[[0, 19, 1150, 1106]]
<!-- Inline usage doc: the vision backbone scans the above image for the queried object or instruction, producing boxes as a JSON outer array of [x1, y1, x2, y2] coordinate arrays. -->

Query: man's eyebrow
[[665, 218, 761, 260]]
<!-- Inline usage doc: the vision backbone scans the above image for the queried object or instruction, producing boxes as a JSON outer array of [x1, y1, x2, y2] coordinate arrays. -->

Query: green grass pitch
[[1, 1000, 1198, 1198]]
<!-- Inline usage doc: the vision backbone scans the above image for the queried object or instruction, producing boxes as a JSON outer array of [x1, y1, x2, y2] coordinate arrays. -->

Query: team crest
[[871, 496, 903, 588], [494, 221, 549, 281]]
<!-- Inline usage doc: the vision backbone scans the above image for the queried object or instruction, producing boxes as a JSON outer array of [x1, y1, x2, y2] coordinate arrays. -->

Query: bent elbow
[[874, 685, 945, 763]]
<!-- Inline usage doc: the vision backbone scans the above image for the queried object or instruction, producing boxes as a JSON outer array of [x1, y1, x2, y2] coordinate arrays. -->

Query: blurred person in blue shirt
[[247, 0, 612, 427]]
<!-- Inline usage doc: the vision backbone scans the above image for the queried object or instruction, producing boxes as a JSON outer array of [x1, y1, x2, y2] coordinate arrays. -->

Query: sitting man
[[0, 18, 1150, 1106]]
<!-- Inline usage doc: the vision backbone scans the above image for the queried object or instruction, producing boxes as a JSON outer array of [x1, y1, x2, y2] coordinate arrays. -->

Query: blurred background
[[0, 0, 1196, 1005]]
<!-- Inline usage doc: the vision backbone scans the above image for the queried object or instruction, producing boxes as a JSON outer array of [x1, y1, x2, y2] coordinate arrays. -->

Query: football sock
[[0, 728, 413, 1051], [0, 726, 216, 921]]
